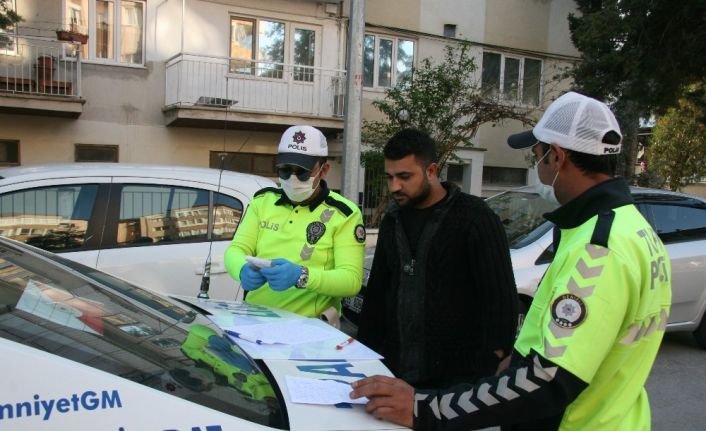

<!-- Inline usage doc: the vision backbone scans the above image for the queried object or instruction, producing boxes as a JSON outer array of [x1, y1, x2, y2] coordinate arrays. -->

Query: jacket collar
[[275, 179, 330, 211], [545, 177, 634, 229]]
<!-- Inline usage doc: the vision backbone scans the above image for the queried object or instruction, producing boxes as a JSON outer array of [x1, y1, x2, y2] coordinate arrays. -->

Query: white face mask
[[533, 148, 560, 205], [280, 168, 321, 203], [535, 181, 560, 206]]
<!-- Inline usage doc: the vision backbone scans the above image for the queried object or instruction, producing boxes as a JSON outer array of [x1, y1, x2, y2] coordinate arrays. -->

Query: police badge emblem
[[354, 224, 366, 243], [293, 130, 306, 144], [306, 221, 326, 244], [551, 293, 587, 329]]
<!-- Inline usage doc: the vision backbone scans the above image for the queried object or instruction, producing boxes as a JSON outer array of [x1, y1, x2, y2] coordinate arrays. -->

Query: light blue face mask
[[533, 147, 560, 205]]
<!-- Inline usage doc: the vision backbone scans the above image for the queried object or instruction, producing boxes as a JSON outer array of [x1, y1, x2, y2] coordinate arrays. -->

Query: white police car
[[0, 164, 276, 301], [0, 237, 402, 431]]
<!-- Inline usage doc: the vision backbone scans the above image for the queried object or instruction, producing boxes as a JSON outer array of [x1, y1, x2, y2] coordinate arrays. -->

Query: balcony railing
[[0, 35, 81, 98], [165, 53, 346, 119]]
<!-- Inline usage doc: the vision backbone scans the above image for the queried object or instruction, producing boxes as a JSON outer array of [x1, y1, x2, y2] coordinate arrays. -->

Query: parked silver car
[[344, 186, 706, 348], [0, 163, 276, 301]]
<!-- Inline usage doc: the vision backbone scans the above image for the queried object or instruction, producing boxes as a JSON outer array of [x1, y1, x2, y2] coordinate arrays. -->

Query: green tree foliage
[[362, 41, 536, 170], [0, 0, 21, 30], [568, 0, 706, 181], [569, 1, 706, 113], [648, 85, 706, 191]]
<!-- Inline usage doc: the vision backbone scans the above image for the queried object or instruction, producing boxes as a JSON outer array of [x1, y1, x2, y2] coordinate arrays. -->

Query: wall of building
[[547, 0, 580, 56], [484, 0, 551, 52], [364, 0, 421, 31], [419, 0, 485, 41], [683, 183, 706, 198], [14, 0, 61, 34]]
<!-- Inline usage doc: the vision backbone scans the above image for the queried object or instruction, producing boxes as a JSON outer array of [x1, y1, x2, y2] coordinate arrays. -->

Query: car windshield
[[485, 190, 558, 249], [0, 240, 286, 429]]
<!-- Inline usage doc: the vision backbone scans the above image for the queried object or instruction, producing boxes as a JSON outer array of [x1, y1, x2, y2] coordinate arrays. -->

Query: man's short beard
[[398, 175, 432, 209]]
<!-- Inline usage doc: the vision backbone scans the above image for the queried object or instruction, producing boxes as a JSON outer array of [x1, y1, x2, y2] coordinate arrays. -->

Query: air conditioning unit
[[195, 96, 238, 108]]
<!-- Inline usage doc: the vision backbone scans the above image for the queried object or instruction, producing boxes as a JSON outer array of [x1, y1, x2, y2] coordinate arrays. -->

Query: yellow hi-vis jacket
[[225, 183, 365, 317]]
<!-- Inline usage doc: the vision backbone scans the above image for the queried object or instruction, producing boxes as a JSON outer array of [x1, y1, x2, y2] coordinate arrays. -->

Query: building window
[[446, 164, 464, 182], [64, 0, 145, 65], [0, 140, 19, 165], [75, 144, 119, 162], [443, 24, 456, 38], [293, 28, 315, 82], [363, 34, 415, 88], [482, 166, 527, 186], [482, 52, 542, 105], [230, 17, 317, 81], [0, 0, 17, 53], [446, 164, 465, 188], [210, 151, 277, 177]]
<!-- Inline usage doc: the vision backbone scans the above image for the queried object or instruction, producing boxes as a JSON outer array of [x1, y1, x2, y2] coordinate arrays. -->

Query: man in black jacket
[[357, 128, 518, 388]]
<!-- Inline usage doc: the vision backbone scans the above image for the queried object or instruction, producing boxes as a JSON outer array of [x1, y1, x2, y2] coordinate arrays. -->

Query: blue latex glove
[[239, 263, 267, 291], [260, 258, 302, 292]]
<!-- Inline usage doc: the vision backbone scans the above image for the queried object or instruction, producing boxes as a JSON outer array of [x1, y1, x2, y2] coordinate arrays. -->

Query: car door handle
[[195, 264, 227, 275]]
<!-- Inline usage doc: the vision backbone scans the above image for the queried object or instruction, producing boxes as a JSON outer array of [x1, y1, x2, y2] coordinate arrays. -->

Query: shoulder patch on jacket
[[254, 187, 283, 198], [324, 195, 354, 217], [354, 224, 366, 243], [590, 210, 615, 248]]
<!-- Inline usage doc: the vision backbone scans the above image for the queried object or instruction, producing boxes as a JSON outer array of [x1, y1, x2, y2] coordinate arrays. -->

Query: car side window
[[118, 185, 210, 245], [647, 203, 706, 244], [213, 192, 244, 240], [0, 185, 98, 251]]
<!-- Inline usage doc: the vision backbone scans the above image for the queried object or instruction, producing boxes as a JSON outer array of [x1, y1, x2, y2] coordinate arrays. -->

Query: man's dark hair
[[383, 128, 438, 166], [539, 130, 619, 176]]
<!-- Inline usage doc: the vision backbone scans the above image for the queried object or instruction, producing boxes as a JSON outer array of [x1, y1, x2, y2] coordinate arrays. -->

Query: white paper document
[[286, 376, 368, 405], [204, 303, 384, 360], [214, 316, 383, 360], [228, 319, 337, 345]]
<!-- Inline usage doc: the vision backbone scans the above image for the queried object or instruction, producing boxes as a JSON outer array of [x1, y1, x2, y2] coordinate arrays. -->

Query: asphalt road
[[647, 332, 706, 430]]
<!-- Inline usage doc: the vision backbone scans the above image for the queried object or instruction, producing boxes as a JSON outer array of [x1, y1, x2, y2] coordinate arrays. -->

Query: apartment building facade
[[0, 0, 578, 200]]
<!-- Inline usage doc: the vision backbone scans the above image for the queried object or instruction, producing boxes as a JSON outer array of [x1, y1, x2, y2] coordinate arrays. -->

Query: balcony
[[164, 53, 346, 133], [0, 35, 84, 118]]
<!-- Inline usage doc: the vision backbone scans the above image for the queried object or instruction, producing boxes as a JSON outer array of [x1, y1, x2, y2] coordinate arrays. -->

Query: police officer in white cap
[[225, 125, 366, 318], [349, 92, 671, 431]]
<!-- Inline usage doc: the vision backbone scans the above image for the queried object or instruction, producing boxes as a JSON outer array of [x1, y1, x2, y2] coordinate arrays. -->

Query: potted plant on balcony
[[56, 23, 88, 45], [35, 55, 55, 81]]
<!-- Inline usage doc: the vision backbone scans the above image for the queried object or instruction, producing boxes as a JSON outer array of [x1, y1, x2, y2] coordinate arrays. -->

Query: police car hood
[[174, 296, 405, 431]]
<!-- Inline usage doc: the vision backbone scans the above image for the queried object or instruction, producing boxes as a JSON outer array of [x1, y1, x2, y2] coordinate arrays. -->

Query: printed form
[[286, 376, 368, 405]]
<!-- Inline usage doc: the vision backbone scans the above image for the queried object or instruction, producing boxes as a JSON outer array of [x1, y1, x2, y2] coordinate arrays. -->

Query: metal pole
[[181, 0, 186, 54], [341, 0, 365, 204]]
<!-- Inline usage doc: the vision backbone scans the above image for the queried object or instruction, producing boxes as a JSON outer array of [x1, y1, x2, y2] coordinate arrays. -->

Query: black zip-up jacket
[[358, 182, 518, 388]]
